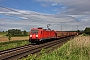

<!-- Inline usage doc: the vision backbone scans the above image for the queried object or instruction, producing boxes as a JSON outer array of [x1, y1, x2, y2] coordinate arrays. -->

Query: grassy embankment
[[21, 35, 90, 60], [0, 40, 30, 51]]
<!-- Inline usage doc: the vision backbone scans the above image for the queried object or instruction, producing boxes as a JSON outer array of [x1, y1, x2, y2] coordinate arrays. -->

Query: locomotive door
[[41, 31, 43, 39]]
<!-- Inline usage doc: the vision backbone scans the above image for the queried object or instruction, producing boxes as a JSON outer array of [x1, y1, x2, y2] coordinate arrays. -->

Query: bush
[[84, 27, 90, 35], [8, 33, 11, 41], [82, 33, 89, 36]]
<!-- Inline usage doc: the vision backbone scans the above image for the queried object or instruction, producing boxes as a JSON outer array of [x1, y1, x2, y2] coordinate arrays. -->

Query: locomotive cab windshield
[[31, 30, 38, 34]]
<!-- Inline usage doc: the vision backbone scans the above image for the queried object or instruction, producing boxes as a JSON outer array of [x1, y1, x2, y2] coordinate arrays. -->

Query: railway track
[[0, 36, 74, 60]]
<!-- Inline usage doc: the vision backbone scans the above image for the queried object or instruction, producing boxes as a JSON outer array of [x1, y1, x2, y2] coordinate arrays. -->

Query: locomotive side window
[[31, 30, 38, 34]]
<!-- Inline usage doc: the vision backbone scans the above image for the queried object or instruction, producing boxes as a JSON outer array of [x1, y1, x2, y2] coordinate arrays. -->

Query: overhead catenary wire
[[0, 6, 45, 24], [14, 0, 32, 10], [0, 6, 40, 18], [0, 0, 38, 18], [0, 6, 32, 20], [0, 6, 30, 15]]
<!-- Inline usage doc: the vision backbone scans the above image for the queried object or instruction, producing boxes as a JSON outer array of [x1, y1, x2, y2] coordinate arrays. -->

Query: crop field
[[0, 36, 29, 42], [0, 31, 29, 42]]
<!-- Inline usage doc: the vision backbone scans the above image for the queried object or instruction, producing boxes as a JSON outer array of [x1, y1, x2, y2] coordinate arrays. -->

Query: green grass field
[[21, 35, 90, 60], [0, 40, 30, 51]]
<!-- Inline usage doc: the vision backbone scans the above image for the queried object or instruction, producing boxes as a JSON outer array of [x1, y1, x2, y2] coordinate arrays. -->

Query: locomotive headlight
[[36, 35, 38, 37], [30, 35, 32, 37]]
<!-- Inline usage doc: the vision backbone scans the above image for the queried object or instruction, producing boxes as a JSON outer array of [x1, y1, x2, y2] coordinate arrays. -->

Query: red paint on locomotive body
[[29, 28, 57, 43]]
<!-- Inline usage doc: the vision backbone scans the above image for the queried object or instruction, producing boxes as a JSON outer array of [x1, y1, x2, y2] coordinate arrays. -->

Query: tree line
[[6, 29, 28, 37]]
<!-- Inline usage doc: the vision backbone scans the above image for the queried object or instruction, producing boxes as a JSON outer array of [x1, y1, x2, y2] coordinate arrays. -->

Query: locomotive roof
[[31, 28, 54, 31]]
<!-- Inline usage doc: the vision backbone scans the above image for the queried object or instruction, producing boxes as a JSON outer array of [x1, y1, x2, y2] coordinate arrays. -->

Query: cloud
[[0, 6, 90, 31], [41, 4, 48, 7], [37, 0, 90, 15], [35, 0, 90, 30], [51, 3, 58, 6]]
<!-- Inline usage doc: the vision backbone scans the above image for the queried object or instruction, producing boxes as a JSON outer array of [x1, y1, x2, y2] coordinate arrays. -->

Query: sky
[[0, 0, 90, 31]]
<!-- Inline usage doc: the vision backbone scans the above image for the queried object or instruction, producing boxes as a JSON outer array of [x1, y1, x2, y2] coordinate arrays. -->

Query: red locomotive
[[29, 28, 57, 43]]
